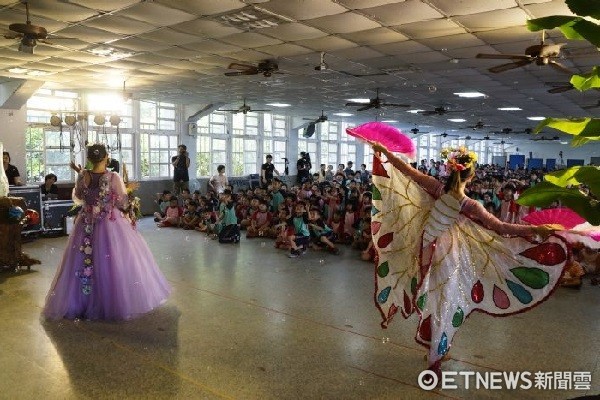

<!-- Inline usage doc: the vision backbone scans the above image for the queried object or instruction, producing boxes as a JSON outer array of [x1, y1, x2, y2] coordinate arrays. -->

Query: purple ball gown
[[44, 171, 171, 320]]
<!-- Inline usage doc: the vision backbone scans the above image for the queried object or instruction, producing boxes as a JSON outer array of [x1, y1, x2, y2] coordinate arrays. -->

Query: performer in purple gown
[[44, 144, 171, 320]]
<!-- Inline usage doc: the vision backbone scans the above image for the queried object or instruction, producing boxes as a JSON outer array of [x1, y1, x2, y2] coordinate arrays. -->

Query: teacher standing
[[171, 145, 190, 195]]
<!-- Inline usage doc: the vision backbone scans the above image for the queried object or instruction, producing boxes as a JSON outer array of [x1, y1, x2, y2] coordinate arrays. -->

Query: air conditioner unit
[[187, 122, 198, 136]]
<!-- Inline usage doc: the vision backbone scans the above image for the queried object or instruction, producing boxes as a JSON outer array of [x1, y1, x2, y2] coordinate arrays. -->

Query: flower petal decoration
[[346, 122, 416, 159]]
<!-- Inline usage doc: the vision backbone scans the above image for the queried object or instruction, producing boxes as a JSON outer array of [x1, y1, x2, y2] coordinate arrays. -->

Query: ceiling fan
[[345, 88, 410, 111], [437, 132, 459, 138], [219, 100, 270, 115], [530, 136, 560, 141], [461, 120, 496, 130], [418, 106, 464, 116], [4, 1, 52, 53], [303, 110, 328, 124], [546, 81, 575, 94], [224, 60, 280, 77], [410, 126, 430, 134], [582, 100, 600, 110], [466, 135, 492, 141], [490, 127, 513, 135], [476, 31, 571, 74]]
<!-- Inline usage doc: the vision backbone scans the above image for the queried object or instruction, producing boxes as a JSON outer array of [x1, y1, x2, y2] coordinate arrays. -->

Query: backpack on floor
[[219, 224, 240, 243]]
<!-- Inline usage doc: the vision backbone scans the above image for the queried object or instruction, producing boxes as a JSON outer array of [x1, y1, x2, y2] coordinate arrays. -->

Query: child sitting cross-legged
[[246, 199, 273, 238], [308, 208, 340, 255], [181, 200, 201, 230], [157, 196, 183, 227]]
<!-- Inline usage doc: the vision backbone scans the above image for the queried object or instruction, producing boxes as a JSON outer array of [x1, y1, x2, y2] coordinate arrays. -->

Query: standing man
[[296, 152, 311, 184], [261, 154, 279, 187], [343, 161, 354, 178], [3, 151, 23, 186], [171, 145, 190, 195], [359, 163, 370, 184]]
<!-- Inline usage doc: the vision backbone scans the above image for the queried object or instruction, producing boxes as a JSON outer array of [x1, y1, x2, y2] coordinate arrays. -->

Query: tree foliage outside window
[[517, 0, 600, 224]]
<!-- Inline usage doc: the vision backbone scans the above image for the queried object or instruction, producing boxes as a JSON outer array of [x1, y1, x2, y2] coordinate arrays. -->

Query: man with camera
[[171, 144, 190, 194], [296, 152, 312, 184]]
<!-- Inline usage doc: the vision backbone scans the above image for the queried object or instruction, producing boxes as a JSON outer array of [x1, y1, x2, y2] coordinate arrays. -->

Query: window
[[297, 131, 317, 170], [363, 144, 374, 170], [140, 101, 176, 131], [196, 112, 229, 177], [263, 139, 286, 174], [25, 127, 45, 183], [140, 133, 179, 179], [26, 89, 79, 183], [232, 138, 258, 175], [139, 100, 178, 179], [87, 93, 134, 175]]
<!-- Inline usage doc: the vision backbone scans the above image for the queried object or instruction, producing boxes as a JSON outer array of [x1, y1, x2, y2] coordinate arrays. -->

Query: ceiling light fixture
[[381, 120, 398, 123], [406, 109, 425, 114], [266, 103, 291, 108], [88, 46, 134, 59], [527, 116, 545, 121], [214, 6, 292, 30], [346, 98, 370, 104], [454, 92, 487, 98], [26, 70, 50, 76], [8, 67, 28, 74], [498, 107, 522, 111], [334, 112, 353, 117], [448, 118, 466, 122]]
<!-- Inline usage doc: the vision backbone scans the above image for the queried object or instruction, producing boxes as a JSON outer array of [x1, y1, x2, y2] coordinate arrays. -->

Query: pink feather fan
[[523, 207, 600, 245], [522, 207, 586, 229], [346, 122, 416, 159]]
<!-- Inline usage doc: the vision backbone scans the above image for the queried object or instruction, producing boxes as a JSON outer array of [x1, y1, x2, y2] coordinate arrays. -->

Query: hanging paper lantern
[[64, 115, 77, 126], [94, 114, 106, 125], [50, 115, 62, 127], [109, 115, 121, 126]]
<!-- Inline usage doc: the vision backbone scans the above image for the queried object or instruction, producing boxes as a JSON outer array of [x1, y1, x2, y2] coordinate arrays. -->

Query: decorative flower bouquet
[[123, 164, 142, 225]]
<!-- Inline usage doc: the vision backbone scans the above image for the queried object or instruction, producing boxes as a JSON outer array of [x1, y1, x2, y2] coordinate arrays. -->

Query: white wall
[[525, 141, 600, 165], [0, 105, 27, 180]]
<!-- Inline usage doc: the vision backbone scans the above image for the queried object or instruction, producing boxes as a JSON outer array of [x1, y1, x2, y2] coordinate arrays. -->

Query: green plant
[[517, 0, 600, 224]]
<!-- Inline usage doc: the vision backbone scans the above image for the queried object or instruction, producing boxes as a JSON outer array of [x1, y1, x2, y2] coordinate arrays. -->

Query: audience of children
[[149, 160, 599, 285]]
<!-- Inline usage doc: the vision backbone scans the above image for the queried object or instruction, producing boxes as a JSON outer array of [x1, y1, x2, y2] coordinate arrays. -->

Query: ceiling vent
[[212, 6, 292, 30]]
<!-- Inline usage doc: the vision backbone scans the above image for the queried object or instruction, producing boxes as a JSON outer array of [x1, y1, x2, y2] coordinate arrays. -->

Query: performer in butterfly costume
[[369, 142, 565, 374]]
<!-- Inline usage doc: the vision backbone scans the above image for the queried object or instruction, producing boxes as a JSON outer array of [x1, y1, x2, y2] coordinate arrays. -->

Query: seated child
[[181, 200, 201, 230], [217, 189, 240, 244], [247, 200, 273, 238], [308, 208, 340, 254], [330, 211, 343, 242], [154, 190, 172, 221], [287, 202, 311, 258], [342, 202, 357, 244], [157, 197, 183, 227], [240, 197, 259, 230]]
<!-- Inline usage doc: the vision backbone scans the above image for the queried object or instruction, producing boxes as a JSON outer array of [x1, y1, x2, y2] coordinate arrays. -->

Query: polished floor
[[1, 218, 598, 400]]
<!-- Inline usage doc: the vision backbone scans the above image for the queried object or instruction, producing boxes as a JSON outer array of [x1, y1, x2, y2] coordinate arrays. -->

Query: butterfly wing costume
[[371, 152, 568, 370]]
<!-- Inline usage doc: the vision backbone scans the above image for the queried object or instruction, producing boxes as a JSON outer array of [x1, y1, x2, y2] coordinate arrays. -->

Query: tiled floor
[[1, 218, 598, 399]]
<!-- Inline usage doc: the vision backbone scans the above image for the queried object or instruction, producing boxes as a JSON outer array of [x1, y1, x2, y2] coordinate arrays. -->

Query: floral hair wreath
[[440, 146, 478, 172]]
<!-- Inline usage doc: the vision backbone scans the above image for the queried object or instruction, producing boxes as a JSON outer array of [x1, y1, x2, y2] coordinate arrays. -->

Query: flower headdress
[[440, 146, 477, 172]]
